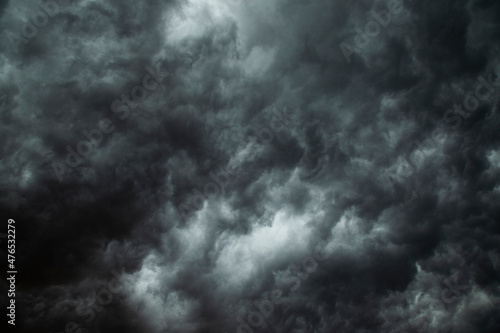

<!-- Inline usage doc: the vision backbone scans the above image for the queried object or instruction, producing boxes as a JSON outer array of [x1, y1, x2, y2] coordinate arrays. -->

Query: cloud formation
[[1, 0, 500, 332]]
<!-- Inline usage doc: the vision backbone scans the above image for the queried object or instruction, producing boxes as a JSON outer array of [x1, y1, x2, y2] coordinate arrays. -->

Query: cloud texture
[[1, 0, 500, 332]]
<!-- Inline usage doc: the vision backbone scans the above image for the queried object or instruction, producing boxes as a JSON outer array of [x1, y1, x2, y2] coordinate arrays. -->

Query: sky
[[0, 0, 500, 332]]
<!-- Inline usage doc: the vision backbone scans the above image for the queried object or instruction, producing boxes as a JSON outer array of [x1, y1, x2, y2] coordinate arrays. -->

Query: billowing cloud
[[1, 0, 500, 332]]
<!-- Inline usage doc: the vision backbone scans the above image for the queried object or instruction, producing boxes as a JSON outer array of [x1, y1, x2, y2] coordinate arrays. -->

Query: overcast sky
[[1, 0, 500, 332]]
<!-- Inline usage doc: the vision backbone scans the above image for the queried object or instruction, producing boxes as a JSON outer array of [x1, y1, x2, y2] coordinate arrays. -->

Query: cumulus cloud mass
[[1, 0, 500, 332]]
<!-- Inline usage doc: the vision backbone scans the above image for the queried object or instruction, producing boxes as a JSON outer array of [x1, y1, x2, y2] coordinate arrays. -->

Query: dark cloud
[[1, 0, 500, 332]]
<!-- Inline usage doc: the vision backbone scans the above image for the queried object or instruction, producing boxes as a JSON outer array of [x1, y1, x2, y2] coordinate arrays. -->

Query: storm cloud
[[1, 0, 500, 332]]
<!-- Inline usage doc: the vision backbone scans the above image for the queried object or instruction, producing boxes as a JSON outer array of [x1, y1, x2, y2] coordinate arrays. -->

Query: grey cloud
[[1, 0, 500, 332]]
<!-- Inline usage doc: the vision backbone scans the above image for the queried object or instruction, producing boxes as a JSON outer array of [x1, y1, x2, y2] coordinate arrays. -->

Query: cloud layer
[[1, 0, 500, 332]]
